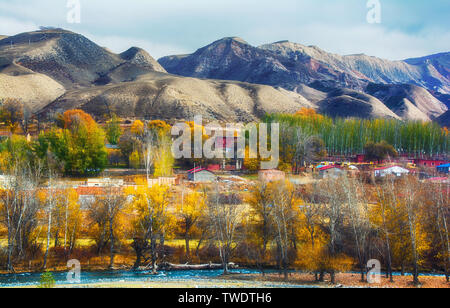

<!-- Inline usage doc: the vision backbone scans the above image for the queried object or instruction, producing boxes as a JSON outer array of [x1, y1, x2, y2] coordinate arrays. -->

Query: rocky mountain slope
[[365, 83, 447, 121], [405, 53, 450, 93], [38, 71, 313, 122], [1, 29, 448, 123], [317, 88, 400, 120], [0, 29, 166, 89], [160, 38, 449, 95], [0, 30, 314, 122], [159, 37, 448, 122], [437, 110, 450, 127], [159, 37, 361, 90]]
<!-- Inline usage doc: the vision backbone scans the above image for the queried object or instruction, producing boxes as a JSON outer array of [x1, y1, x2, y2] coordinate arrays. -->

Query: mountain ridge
[[0, 29, 448, 123], [160, 38, 450, 95]]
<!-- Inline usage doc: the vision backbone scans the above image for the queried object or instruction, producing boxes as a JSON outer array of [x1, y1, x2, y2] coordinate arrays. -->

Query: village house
[[415, 159, 450, 168], [374, 166, 410, 178], [86, 178, 124, 187], [187, 167, 217, 182], [437, 163, 450, 174], [258, 169, 286, 182], [148, 176, 180, 187], [317, 165, 345, 179]]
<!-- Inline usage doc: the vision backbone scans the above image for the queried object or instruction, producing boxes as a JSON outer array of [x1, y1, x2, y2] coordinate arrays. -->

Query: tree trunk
[[151, 234, 157, 274], [330, 271, 336, 284], [319, 271, 324, 282], [109, 218, 115, 269], [133, 248, 142, 270], [360, 264, 365, 283], [185, 233, 190, 261], [43, 208, 52, 269]]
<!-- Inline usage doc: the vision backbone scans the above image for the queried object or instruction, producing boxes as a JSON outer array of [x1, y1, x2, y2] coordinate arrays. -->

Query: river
[[0, 269, 445, 288]]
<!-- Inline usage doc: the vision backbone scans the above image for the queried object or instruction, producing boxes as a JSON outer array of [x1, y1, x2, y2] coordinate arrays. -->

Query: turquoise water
[[0, 269, 445, 287], [0, 268, 274, 287]]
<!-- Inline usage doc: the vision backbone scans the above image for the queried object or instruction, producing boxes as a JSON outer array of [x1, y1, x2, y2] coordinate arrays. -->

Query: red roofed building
[[187, 168, 217, 182], [317, 165, 345, 179]]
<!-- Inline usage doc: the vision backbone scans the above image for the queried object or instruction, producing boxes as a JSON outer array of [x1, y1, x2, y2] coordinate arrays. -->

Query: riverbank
[[220, 272, 450, 288], [1, 268, 448, 288], [12, 279, 311, 288]]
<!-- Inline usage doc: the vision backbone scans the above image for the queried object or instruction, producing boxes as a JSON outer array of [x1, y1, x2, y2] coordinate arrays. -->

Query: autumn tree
[[176, 190, 207, 260], [270, 180, 301, 280], [246, 182, 275, 275], [55, 188, 81, 254], [118, 131, 135, 167], [45, 110, 107, 175], [341, 176, 371, 282], [423, 182, 450, 282], [0, 161, 43, 271], [279, 125, 326, 174], [297, 183, 324, 281], [316, 177, 348, 284], [0, 98, 25, 133], [372, 177, 397, 282], [295, 108, 324, 121], [398, 176, 430, 285], [92, 183, 127, 269], [127, 182, 173, 272], [364, 140, 398, 163]]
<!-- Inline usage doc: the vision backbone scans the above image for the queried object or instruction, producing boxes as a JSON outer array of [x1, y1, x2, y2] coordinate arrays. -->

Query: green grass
[[241, 174, 259, 181]]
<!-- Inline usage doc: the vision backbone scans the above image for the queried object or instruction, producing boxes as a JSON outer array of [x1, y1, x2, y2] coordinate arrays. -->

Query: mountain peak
[[212, 37, 249, 45], [120, 46, 166, 73]]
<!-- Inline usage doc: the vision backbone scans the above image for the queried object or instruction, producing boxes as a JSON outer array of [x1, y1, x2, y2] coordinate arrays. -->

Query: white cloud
[[0, 0, 448, 60], [0, 16, 38, 35]]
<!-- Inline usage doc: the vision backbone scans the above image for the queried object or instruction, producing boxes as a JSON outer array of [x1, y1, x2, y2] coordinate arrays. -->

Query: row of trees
[[247, 176, 449, 284], [265, 109, 450, 157], [0, 109, 108, 176], [2, 171, 447, 286]]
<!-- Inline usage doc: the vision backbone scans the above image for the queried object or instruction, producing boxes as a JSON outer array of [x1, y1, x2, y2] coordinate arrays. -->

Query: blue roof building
[[437, 163, 450, 174]]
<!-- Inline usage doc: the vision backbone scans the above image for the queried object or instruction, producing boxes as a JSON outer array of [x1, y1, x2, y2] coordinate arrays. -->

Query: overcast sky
[[0, 0, 449, 60]]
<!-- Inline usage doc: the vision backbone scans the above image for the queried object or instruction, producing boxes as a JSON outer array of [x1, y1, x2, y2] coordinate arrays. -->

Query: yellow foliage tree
[[126, 181, 175, 271], [153, 135, 174, 177], [295, 108, 324, 121], [130, 120, 144, 136], [175, 190, 207, 260]]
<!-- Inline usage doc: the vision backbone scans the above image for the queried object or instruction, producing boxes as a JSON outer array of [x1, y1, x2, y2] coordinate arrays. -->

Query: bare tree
[[208, 186, 243, 274], [101, 183, 127, 269], [42, 172, 57, 269], [0, 162, 43, 272], [400, 176, 423, 285], [374, 177, 396, 282], [317, 177, 346, 284], [342, 176, 371, 282], [88, 181, 126, 269], [426, 182, 450, 282], [280, 125, 326, 174], [271, 181, 299, 281]]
